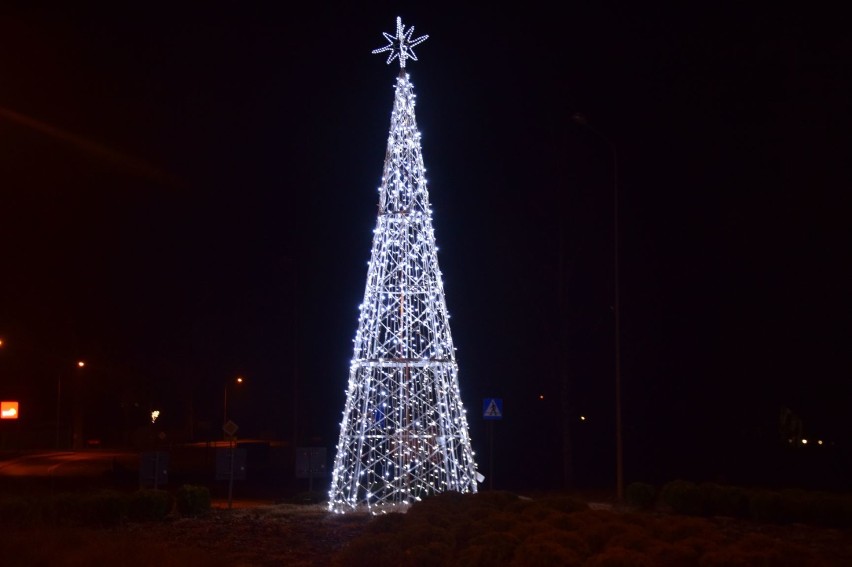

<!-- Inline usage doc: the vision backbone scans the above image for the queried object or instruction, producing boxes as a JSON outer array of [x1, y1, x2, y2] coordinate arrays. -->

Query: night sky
[[1, 4, 849, 492]]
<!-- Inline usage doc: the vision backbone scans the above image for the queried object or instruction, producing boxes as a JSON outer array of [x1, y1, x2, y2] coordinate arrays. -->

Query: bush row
[[626, 480, 852, 527], [0, 484, 211, 527]]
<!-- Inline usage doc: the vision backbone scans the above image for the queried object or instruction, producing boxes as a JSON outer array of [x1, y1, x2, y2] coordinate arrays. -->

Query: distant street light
[[572, 113, 624, 504]]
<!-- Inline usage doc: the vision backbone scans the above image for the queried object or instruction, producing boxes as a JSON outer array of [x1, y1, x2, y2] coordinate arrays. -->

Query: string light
[[371, 17, 429, 69], [329, 20, 478, 513]]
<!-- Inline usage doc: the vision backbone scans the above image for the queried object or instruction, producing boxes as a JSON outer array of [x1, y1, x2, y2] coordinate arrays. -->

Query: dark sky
[[1, 3, 849, 490]]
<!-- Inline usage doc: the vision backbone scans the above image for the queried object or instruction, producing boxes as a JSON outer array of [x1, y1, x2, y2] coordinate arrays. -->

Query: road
[[0, 449, 278, 507], [0, 450, 137, 478]]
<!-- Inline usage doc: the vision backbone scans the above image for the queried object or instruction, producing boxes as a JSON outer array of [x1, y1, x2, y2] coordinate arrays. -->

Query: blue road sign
[[483, 398, 503, 420], [215, 447, 247, 481], [139, 451, 169, 488]]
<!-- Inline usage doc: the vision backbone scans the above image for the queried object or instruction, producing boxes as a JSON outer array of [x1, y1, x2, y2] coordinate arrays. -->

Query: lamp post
[[572, 113, 623, 503], [223, 376, 244, 426], [56, 360, 86, 450], [72, 360, 86, 450], [56, 372, 61, 449], [278, 255, 300, 447]]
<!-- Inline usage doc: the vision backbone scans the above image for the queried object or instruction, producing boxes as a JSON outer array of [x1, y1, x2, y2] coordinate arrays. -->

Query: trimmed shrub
[[519, 496, 587, 522], [525, 528, 590, 557], [660, 480, 702, 516], [89, 489, 129, 526], [585, 547, 654, 567], [50, 492, 88, 526], [607, 521, 654, 552], [469, 510, 519, 534], [467, 492, 519, 521], [365, 511, 408, 534], [510, 540, 584, 567], [404, 542, 453, 566], [748, 489, 852, 527], [747, 490, 784, 523], [456, 532, 520, 566], [703, 483, 749, 518], [48, 490, 128, 527], [650, 515, 723, 549], [398, 523, 454, 549], [643, 541, 700, 567], [541, 494, 588, 514], [806, 491, 852, 527], [520, 500, 561, 521], [333, 533, 405, 566], [406, 491, 469, 527], [700, 533, 813, 566], [128, 489, 173, 522], [0, 495, 45, 527], [625, 482, 656, 510], [468, 490, 521, 509], [176, 484, 212, 517]]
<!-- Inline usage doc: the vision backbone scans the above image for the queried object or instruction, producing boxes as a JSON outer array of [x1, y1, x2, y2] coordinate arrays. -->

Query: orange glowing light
[[1, 401, 19, 420]]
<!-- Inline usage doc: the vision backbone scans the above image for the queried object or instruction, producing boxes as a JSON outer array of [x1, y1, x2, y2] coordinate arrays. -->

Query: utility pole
[[572, 113, 623, 503]]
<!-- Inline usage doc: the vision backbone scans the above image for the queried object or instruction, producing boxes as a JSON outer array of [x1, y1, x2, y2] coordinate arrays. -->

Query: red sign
[[1, 401, 19, 419]]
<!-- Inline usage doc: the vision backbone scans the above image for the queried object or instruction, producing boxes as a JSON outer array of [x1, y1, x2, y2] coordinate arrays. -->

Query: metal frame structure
[[329, 19, 478, 513]]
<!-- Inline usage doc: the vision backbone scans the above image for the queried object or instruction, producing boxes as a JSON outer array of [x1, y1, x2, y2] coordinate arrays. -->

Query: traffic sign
[[295, 447, 328, 479], [222, 420, 239, 437], [139, 451, 169, 489], [483, 398, 503, 420], [216, 447, 247, 481]]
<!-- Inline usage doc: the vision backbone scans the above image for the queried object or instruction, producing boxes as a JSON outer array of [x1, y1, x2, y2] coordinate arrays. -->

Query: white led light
[[371, 17, 429, 69]]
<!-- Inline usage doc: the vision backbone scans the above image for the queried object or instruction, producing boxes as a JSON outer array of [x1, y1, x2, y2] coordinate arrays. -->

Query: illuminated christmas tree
[[329, 18, 479, 513]]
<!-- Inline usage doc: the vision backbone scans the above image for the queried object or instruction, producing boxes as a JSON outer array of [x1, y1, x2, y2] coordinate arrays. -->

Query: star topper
[[372, 17, 428, 69]]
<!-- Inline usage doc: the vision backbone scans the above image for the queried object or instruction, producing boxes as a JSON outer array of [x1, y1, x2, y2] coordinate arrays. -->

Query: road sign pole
[[488, 420, 494, 490], [482, 397, 502, 491], [227, 438, 235, 510], [153, 451, 160, 491]]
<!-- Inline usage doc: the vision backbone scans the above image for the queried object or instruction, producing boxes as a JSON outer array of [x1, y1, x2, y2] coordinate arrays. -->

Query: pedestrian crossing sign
[[483, 398, 503, 420]]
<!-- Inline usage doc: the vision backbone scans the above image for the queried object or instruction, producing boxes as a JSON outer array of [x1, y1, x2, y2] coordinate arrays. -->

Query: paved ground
[[0, 450, 137, 478], [0, 447, 319, 506]]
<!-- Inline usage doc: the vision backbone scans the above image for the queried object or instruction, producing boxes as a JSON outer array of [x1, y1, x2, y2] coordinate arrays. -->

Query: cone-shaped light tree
[[329, 18, 479, 513]]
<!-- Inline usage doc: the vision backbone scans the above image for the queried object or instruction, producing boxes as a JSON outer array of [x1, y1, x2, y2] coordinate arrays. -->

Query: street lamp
[[223, 376, 244, 426], [57, 360, 86, 450], [572, 113, 623, 503]]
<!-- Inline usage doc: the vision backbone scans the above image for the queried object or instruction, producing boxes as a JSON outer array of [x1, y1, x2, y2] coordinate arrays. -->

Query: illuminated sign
[[1, 401, 19, 420]]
